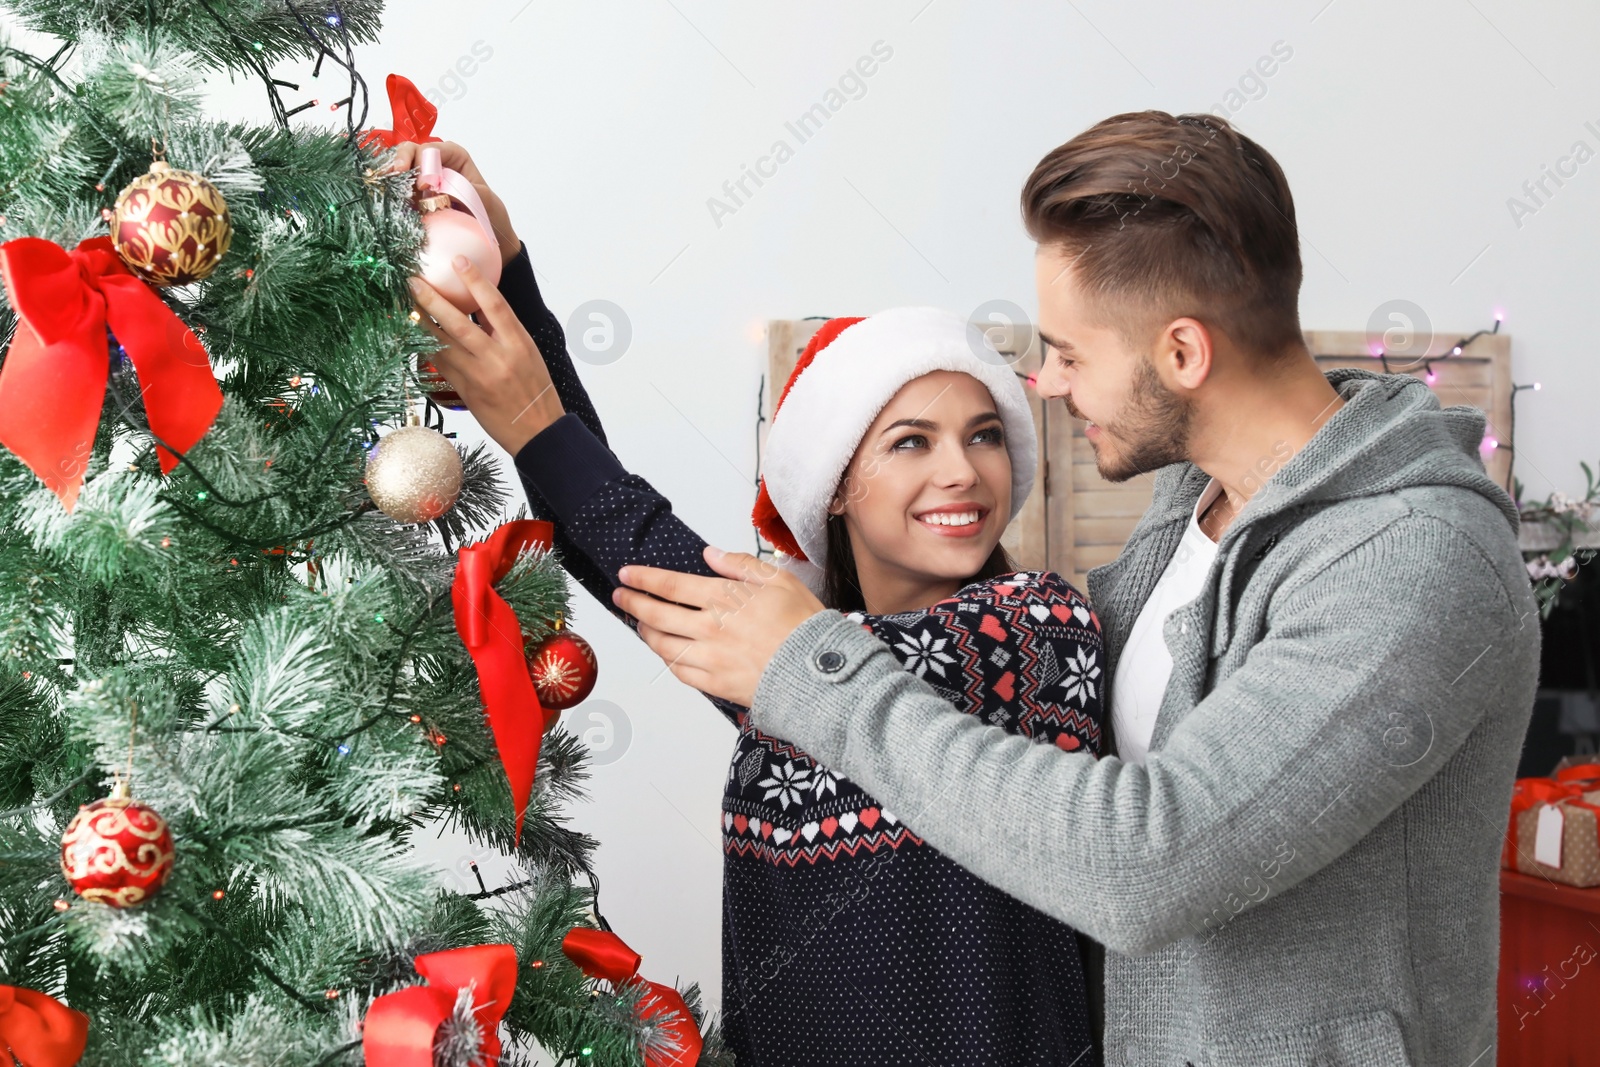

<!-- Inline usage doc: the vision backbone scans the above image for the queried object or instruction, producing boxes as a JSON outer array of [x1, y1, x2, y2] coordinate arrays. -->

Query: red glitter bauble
[[109, 161, 233, 287], [524, 626, 598, 713], [60, 790, 175, 908]]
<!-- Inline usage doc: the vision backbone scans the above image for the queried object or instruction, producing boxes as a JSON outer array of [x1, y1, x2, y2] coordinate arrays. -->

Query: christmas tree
[[0, 3, 724, 1064]]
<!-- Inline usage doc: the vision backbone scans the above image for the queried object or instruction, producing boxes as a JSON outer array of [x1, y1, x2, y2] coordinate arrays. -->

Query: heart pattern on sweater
[[719, 568, 1101, 870]]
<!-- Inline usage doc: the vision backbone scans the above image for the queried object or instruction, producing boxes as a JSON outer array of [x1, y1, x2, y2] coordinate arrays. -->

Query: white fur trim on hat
[[762, 306, 1037, 569]]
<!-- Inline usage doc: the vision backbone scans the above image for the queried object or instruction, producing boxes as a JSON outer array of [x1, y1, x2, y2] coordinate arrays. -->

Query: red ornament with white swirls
[[523, 622, 598, 713], [60, 787, 175, 907]]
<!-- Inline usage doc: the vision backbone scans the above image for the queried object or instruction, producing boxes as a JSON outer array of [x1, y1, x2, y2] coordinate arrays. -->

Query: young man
[[608, 112, 1542, 1066]]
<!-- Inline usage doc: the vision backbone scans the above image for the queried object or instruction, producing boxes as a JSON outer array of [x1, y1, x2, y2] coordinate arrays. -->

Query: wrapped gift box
[[1503, 762, 1600, 888]]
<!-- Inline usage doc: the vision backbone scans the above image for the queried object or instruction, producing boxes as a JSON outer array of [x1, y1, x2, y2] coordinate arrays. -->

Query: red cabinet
[[1500, 869, 1600, 1064]]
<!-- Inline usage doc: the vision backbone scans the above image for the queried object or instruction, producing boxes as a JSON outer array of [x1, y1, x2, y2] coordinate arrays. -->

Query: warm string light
[[1506, 378, 1545, 496], [1375, 312, 1501, 379]]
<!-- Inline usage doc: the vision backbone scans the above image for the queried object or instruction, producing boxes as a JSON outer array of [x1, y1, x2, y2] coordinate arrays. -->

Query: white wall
[[30, 0, 1600, 1020]]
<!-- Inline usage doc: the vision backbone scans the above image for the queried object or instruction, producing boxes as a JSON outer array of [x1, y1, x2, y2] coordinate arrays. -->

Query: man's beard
[[1067, 355, 1193, 483]]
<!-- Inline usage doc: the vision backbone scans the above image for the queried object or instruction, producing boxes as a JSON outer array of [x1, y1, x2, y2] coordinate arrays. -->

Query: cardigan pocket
[[1191, 1007, 1414, 1067]]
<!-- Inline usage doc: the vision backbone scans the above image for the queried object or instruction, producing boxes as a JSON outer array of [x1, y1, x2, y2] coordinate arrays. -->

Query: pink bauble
[[418, 209, 501, 313]]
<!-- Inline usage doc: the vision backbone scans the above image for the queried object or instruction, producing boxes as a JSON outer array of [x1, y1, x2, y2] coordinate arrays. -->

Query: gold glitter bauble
[[364, 424, 463, 524], [110, 160, 233, 286]]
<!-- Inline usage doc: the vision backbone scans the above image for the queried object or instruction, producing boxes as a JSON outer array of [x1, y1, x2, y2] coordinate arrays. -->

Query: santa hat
[[752, 307, 1037, 598]]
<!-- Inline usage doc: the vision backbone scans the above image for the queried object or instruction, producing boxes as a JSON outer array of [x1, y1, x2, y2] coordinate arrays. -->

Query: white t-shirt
[[1109, 477, 1224, 764]]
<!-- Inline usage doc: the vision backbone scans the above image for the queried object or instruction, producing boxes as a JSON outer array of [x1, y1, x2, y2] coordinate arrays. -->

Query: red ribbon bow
[[360, 74, 443, 150], [561, 928, 703, 1067], [363, 944, 517, 1067], [452, 520, 559, 843], [0, 236, 223, 512], [0, 984, 89, 1067]]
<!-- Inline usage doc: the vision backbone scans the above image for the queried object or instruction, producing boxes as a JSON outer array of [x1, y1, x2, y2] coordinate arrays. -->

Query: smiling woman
[[752, 308, 1038, 612], [450, 255, 1107, 1063]]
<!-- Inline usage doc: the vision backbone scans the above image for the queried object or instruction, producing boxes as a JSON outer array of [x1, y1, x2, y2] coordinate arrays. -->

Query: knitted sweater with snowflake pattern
[[498, 244, 1105, 1066]]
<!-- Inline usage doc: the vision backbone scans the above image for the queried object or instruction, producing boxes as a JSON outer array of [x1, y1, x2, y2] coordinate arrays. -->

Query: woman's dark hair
[[820, 511, 1018, 614]]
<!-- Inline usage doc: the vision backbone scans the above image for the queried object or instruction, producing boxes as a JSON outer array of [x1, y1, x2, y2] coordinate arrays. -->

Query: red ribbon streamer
[[362, 944, 517, 1067], [0, 236, 223, 512], [359, 74, 443, 150], [1556, 762, 1600, 784], [0, 984, 89, 1067], [452, 520, 559, 843], [561, 928, 703, 1067]]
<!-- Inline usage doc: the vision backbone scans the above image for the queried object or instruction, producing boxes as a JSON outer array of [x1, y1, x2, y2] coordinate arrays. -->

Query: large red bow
[[0, 236, 223, 512], [360, 74, 443, 150], [0, 984, 89, 1067], [561, 928, 703, 1067], [363, 944, 517, 1067], [452, 520, 559, 843]]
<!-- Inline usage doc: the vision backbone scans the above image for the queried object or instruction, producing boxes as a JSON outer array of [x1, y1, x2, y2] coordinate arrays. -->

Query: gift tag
[[1535, 803, 1564, 869]]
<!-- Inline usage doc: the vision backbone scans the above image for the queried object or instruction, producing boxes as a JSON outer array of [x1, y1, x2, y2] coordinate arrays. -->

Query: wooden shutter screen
[[763, 321, 1511, 590]]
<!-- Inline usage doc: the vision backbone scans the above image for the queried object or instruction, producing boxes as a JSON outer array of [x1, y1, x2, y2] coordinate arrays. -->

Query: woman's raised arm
[[403, 152, 748, 728]]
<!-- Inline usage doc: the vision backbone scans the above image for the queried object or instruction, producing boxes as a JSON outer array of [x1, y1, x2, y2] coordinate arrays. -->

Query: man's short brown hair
[[1021, 110, 1304, 358]]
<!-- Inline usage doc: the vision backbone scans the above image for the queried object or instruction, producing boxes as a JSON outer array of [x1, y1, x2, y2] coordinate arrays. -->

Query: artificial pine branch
[[0, 3, 723, 1063]]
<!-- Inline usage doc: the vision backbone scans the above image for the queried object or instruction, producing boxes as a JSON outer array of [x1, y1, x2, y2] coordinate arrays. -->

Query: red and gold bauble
[[523, 618, 597, 713], [60, 784, 175, 907], [416, 353, 467, 410], [108, 161, 233, 287]]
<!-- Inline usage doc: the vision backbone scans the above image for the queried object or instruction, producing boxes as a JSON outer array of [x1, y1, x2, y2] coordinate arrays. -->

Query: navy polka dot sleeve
[[499, 246, 1104, 1066], [501, 244, 745, 728]]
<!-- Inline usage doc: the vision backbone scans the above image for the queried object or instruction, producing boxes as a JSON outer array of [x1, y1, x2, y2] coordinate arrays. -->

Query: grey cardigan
[[748, 369, 1541, 1066]]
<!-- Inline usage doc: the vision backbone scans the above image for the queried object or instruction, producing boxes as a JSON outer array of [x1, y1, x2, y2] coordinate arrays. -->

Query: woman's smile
[[913, 504, 990, 538]]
